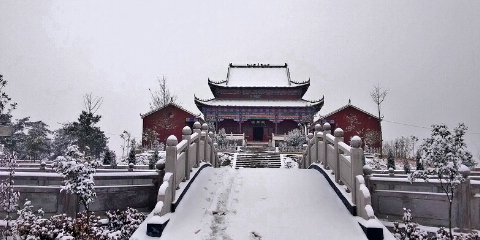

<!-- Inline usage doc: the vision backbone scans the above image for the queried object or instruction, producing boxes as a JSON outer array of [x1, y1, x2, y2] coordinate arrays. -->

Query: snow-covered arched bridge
[[131, 123, 395, 240]]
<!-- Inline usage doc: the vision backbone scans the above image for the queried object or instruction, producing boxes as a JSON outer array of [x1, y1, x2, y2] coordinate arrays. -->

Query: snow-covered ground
[[159, 167, 369, 240]]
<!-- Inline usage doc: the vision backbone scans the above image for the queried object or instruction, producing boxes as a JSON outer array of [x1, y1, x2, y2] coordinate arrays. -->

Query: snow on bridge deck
[[159, 167, 367, 240]]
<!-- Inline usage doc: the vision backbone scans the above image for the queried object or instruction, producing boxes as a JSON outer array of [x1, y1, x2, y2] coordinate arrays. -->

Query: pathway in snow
[[160, 167, 368, 240]]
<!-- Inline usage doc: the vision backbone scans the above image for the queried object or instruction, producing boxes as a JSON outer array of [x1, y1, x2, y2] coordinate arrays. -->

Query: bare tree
[[149, 76, 178, 110], [120, 130, 131, 160], [83, 93, 103, 114], [370, 84, 388, 157]]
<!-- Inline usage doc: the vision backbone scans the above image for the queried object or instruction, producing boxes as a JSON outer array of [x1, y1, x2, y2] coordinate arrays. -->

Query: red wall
[[217, 119, 299, 142], [142, 105, 200, 145], [321, 106, 381, 149]]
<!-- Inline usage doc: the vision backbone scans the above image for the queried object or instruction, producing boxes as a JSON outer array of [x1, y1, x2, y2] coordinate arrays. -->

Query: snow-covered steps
[[234, 153, 281, 168]]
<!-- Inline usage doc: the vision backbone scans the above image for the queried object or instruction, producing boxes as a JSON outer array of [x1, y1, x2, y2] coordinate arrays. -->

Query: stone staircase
[[235, 152, 281, 168]]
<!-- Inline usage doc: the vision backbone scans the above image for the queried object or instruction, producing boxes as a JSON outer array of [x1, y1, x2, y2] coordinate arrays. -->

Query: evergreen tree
[[25, 120, 52, 160], [103, 149, 111, 165], [403, 159, 410, 174], [387, 149, 395, 170], [55, 94, 108, 159], [149, 148, 159, 169], [128, 139, 136, 164], [415, 150, 423, 170]]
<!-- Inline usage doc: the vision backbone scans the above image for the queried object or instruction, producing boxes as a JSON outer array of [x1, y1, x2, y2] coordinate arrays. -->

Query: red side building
[[141, 103, 203, 145], [194, 63, 324, 142], [313, 101, 381, 150]]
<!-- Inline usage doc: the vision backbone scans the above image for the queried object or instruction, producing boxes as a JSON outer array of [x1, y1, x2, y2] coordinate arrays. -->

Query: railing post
[[350, 135, 363, 205], [166, 135, 178, 199], [302, 144, 308, 169], [202, 123, 209, 162], [193, 122, 201, 167], [182, 126, 192, 180], [307, 133, 313, 167], [209, 131, 215, 166], [334, 128, 344, 184], [314, 124, 322, 163], [213, 143, 218, 167], [323, 123, 331, 169], [458, 166, 471, 232]]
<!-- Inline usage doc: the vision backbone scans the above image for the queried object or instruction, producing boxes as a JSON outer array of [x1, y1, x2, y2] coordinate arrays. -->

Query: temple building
[[194, 63, 324, 142]]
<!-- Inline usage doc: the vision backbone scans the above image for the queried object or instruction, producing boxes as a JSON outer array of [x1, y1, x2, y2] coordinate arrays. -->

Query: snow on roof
[[320, 102, 379, 120], [195, 98, 323, 107], [141, 102, 201, 119], [227, 65, 290, 87], [209, 63, 309, 88]]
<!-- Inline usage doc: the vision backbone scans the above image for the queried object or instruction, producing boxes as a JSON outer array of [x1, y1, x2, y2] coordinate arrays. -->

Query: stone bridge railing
[[303, 123, 383, 239], [140, 122, 219, 238]]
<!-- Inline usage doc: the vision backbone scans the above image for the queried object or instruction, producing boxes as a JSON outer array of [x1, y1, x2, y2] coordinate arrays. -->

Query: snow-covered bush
[[393, 208, 478, 240], [283, 155, 300, 169], [218, 152, 233, 166], [15, 199, 44, 237], [54, 145, 101, 222], [128, 147, 136, 164], [104, 208, 146, 238], [387, 149, 395, 170], [15, 204, 146, 240], [214, 128, 228, 147], [0, 150, 19, 236], [150, 148, 159, 169], [393, 208, 428, 240], [286, 128, 306, 147], [403, 159, 411, 174]]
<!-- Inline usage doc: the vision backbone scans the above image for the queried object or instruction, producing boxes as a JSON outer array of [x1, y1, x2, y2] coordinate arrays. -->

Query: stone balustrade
[[303, 123, 383, 239], [145, 122, 219, 237]]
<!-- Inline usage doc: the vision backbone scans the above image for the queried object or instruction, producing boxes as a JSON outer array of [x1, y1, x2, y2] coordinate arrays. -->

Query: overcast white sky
[[1, 1, 479, 158]]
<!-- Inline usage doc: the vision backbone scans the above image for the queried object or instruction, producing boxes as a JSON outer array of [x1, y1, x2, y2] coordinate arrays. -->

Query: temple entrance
[[253, 127, 264, 141]]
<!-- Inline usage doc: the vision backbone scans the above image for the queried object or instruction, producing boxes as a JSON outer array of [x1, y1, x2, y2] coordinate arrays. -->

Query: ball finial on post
[[182, 126, 192, 135], [314, 124, 322, 132], [323, 122, 331, 131], [166, 135, 178, 146], [350, 136, 362, 148], [193, 121, 201, 130], [334, 128, 344, 137], [201, 123, 208, 131], [208, 131, 214, 138], [307, 132, 314, 140]]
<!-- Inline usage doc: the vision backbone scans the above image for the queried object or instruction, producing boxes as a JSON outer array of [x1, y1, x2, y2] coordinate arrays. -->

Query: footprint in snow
[[204, 187, 208, 190]]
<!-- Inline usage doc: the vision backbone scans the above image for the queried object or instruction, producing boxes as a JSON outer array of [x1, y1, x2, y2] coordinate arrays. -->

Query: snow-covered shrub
[[393, 208, 478, 240], [214, 128, 228, 147], [366, 156, 387, 170], [403, 159, 411, 174], [286, 128, 306, 147], [150, 149, 159, 169], [0, 150, 19, 236], [15, 206, 145, 240], [218, 153, 233, 166], [393, 208, 428, 240], [415, 150, 423, 170], [54, 145, 101, 220], [387, 149, 395, 170], [15, 199, 44, 237], [16, 213, 75, 239], [128, 147, 136, 164], [283, 155, 300, 169], [104, 208, 146, 238]]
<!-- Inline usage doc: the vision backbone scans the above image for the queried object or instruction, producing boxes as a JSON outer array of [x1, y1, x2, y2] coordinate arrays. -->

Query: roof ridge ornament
[[290, 78, 310, 85], [208, 78, 227, 84]]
